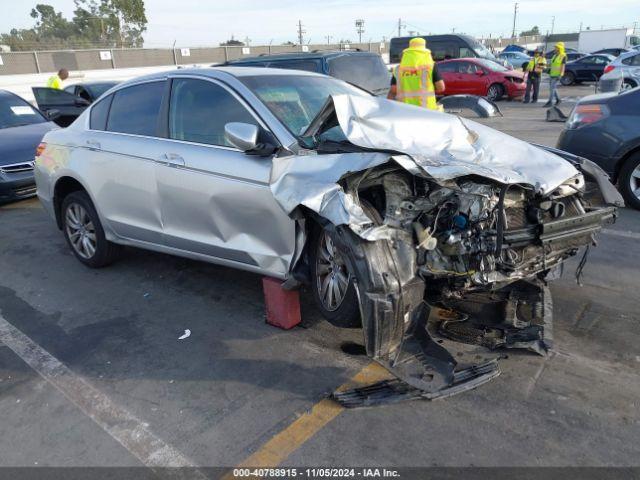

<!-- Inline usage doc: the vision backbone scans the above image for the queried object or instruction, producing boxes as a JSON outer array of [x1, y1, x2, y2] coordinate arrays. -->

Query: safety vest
[[394, 48, 437, 110], [549, 54, 566, 78], [46, 75, 62, 90], [527, 56, 547, 74]]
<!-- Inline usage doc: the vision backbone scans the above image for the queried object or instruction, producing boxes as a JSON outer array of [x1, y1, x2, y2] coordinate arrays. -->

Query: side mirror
[[225, 122, 259, 152], [475, 70, 485, 76], [46, 109, 61, 121]]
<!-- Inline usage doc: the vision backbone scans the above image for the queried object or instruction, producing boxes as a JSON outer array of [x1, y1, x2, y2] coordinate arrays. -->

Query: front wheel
[[310, 227, 360, 328], [486, 83, 504, 101], [618, 153, 640, 210], [561, 72, 575, 86], [61, 191, 121, 267]]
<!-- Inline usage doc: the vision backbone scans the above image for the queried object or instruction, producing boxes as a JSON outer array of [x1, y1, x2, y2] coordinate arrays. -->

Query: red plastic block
[[262, 277, 301, 330]]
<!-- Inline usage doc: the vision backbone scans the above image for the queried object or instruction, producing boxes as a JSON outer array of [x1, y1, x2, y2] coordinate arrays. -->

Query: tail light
[[567, 104, 610, 129], [35, 142, 46, 157], [604, 65, 615, 74]]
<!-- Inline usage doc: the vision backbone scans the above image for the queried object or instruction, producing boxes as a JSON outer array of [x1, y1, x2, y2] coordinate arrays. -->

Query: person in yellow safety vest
[[387, 37, 445, 110], [523, 49, 547, 104], [544, 42, 567, 107], [46, 69, 69, 90]]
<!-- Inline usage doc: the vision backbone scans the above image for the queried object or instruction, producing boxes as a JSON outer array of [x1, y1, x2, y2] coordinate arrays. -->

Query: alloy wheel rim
[[630, 165, 640, 202], [316, 232, 350, 312], [65, 203, 97, 259], [488, 86, 499, 100]]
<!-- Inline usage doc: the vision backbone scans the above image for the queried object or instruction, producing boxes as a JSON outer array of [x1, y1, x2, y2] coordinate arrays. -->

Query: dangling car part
[[35, 69, 623, 407], [439, 94, 503, 118]]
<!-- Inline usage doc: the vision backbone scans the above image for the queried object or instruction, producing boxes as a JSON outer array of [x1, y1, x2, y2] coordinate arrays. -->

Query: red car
[[437, 58, 526, 101]]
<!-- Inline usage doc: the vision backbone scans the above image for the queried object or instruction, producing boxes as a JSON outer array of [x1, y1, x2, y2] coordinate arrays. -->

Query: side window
[[581, 57, 596, 65], [459, 47, 475, 58], [269, 60, 321, 73], [632, 55, 640, 66], [106, 81, 164, 136], [90, 94, 113, 131], [169, 78, 257, 147], [437, 62, 456, 73], [430, 42, 457, 61], [457, 61, 477, 74]]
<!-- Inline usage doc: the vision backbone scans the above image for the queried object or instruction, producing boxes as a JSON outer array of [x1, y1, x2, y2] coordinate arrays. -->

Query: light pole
[[355, 19, 365, 43]]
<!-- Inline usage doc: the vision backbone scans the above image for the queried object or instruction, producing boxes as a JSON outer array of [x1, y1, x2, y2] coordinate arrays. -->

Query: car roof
[[115, 66, 325, 89], [226, 50, 379, 64]]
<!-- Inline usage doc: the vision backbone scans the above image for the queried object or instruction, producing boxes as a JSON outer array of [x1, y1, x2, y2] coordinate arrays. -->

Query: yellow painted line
[[222, 362, 391, 478], [0, 197, 42, 209]]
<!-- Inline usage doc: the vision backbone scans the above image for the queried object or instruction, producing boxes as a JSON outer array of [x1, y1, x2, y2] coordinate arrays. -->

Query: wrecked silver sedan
[[35, 68, 622, 406]]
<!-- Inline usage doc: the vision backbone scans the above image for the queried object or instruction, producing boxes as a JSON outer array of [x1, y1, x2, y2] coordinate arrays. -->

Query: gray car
[[35, 67, 621, 403]]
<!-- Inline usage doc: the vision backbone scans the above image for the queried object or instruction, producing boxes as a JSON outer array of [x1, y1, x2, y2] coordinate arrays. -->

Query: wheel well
[[53, 177, 86, 229], [614, 147, 640, 183]]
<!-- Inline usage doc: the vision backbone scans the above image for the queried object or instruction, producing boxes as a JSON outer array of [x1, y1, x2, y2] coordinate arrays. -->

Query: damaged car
[[34, 68, 622, 406]]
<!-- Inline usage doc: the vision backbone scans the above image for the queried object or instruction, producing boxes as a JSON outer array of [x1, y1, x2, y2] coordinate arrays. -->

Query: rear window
[[327, 54, 390, 94], [90, 94, 113, 131], [106, 81, 165, 137], [0, 94, 46, 130], [622, 54, 640, 66]]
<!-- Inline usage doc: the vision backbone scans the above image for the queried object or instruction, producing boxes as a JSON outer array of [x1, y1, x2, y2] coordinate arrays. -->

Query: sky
[[1, 0, 639, 47]]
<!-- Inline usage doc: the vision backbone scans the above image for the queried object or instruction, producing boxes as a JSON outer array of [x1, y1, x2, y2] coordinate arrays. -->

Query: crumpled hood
[[326, 94, 580, 195]]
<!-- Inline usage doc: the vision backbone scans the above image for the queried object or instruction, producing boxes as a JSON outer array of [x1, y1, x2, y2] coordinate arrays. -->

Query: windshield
[[327, 54, 391, 95], [471, 41, 497, 61], [240, 75, 369, 135], [477, 58, 509, 72], [0, 94, 47, 130]]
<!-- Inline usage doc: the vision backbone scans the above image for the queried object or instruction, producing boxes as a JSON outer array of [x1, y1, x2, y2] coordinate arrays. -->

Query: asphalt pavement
[[0, 84, 638, 476]]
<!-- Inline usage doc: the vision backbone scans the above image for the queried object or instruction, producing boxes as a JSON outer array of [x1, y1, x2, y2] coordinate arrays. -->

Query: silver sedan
[[35, 67, 621, 402]]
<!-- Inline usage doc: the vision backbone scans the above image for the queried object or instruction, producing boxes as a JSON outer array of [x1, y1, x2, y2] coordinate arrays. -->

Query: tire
[[309, 201, 383, 328], [310, 225, 361, 328], [486, 83, 504, 101], [622, 79, 637, 91], [561, 72, 575, 86], [61, 191, 121, 267], [618, 152, 640, 210]]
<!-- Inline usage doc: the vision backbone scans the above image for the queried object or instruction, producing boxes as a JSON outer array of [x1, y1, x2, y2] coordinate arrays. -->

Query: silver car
[[35, 67, 622, 403], [598, 50, 640, 91]]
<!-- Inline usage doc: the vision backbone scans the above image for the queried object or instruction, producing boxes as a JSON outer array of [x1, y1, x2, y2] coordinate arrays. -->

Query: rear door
[[80, 80, 168, 245], [31, 87, 90, 126], [438, 62, 461, 95], [154, 76, 295, 276]]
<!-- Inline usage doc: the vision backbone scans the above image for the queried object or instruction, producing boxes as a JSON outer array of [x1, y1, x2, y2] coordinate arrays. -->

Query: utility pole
[[355, 19, 365, 43], [579, 21, 583, 32], [297, 20, 306, 45], [511, 2, 519, 38], [325, 35, 332, 44], [551, 16, 556, 35], [397, 18, 405, 37]]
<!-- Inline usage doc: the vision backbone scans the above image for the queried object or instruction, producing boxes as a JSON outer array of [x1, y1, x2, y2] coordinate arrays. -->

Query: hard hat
[[555, 42, 565, 49], [409, 37, 427, 50]]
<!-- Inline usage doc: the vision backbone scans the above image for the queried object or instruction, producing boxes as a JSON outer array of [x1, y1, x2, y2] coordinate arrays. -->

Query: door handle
[[158, 153, 185, 167], [86, 139, 101, 150]]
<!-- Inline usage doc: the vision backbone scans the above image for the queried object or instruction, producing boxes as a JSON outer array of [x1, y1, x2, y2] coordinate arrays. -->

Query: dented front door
[[155, 77, 296, 277]]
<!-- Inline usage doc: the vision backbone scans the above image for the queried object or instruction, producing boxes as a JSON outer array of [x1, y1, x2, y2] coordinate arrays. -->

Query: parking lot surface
[[1, 84, 639, 474]]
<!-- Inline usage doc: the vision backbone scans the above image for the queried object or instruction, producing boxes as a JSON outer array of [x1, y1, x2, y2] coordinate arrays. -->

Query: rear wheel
[[487, 83, 504, 101], [618, 153, 640, 210], [622, 79, 637, 91], [561, 72, 575, 86], [61, 191, 120, 267]]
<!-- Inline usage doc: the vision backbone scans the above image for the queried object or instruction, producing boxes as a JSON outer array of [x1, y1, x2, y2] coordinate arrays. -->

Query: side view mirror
[[225, 122, 259, 152], [225, 122, 279, 156], [46, 109, 61, 121], [475, 70, 485, 76]]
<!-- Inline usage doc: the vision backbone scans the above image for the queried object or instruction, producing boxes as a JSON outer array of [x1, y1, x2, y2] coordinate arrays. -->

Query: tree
[[520, 26, 540, 36], [0, 0, 147, 50], [220, 38, 244, 46]]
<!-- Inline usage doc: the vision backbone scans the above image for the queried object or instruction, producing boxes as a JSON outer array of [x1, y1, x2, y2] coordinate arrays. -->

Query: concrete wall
[[0, 43, 389, 76]]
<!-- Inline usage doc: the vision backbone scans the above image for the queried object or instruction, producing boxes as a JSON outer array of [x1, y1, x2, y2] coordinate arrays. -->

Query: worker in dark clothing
[[523, 49, 547, 104]]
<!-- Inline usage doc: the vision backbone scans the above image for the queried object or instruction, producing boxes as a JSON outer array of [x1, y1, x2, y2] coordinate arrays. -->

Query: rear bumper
[[0, 174, 37, 203]]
